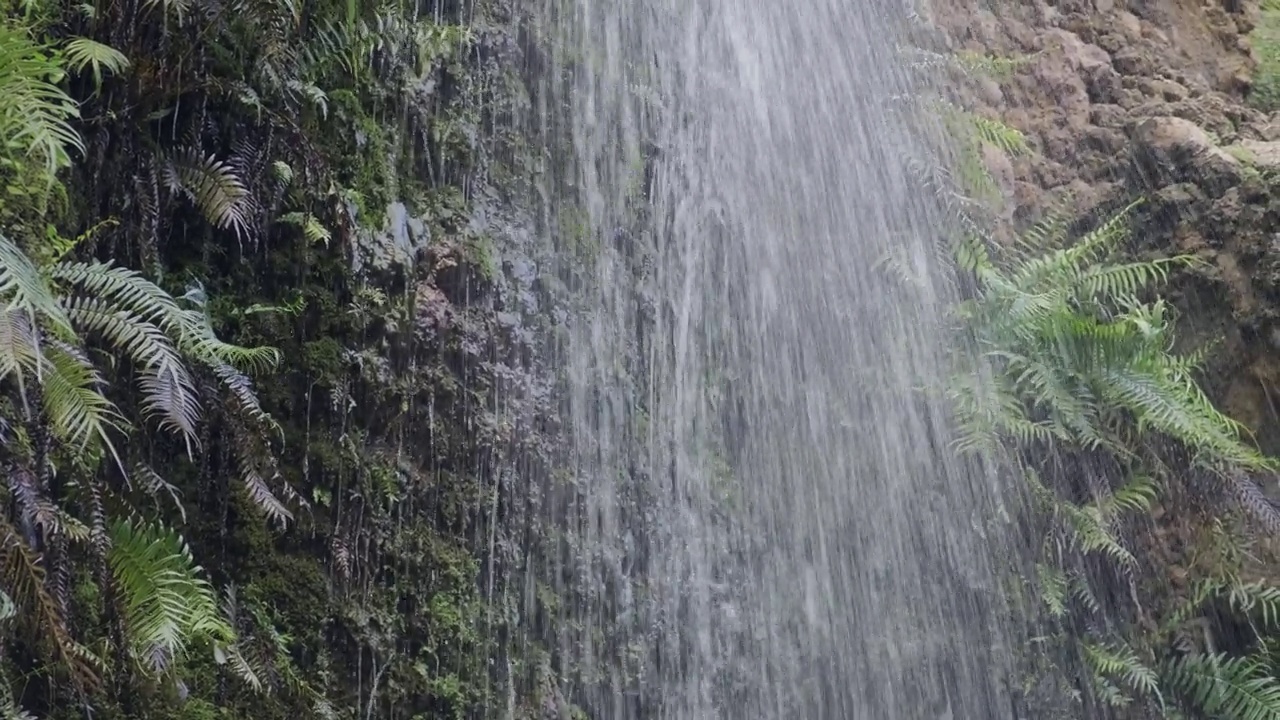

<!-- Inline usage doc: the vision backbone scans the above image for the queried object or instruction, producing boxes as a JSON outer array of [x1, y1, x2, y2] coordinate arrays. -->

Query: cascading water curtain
[[528, 0, 1026, 717]]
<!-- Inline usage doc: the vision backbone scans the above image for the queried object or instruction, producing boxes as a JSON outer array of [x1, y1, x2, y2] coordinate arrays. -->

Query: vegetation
[[0, 0, 591, 717], [1249, 0, 1280, 112], [3, 0, 1279, 717], [927, 49, 1280, 720]]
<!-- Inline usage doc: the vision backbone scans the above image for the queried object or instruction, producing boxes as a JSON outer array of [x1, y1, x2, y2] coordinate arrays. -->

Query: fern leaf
[[179, 307, 280, 372], [1164, 653, 1280, 720], [1037, 563, 1068, 618], [50, 260, 185, 334], [162, 149, 251, 238], [62, 37, 129, 88], [0, 522, 99, 687], [0, 233, 72, 338], [132, 462, 187, 522], [0, 308, 41, 386], [0, 25, 83, 176], [1101, 474, 1161, 517], [108, 519, 232, 672], [213, 362, 275, 427], [64, 296, 201, 449], [39, 341, 126, 456], [240, 469, 292, 528], [277, 211, 331, 246], [1082, 640, 1162, 704]]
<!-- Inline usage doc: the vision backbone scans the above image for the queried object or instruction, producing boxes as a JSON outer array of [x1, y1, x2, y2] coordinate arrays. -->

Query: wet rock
[[1225, 139, 1280, 169], [1131, 116, 1242, 192], [1115, 11, 1143, 39], [1114, 46, 1157, 76], [1132, 116, 1218, 155], [1089, 104, 1129, 128], [1144, 77, 1191, 101]]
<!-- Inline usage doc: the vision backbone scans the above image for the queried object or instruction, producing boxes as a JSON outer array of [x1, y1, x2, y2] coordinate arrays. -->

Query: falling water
[[529, 1, 1021, 717]]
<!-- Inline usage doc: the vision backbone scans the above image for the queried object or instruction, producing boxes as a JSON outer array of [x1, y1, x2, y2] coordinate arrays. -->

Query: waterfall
[[527, 1, 1021, 717]]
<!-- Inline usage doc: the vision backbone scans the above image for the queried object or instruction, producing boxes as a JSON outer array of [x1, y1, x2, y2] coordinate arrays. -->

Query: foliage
[[927, 48, 1280, 720], [1250, 0, 1280, 112], [0, 0, 570, 715]]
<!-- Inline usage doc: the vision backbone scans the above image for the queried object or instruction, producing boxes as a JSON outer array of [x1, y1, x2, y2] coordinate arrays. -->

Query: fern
[[951, 202, 1266, 480], [277, 211, 331, 245], [0, 521, 99, 687], [108, 519, 233, 673], [0, 24, 82, 177], [1037, 563, 1069, 618], [162, 149, 252, 239], [1164, 653, 1280, 720], [62, 37, 129, 90], [1082, 640, 1162, 707]]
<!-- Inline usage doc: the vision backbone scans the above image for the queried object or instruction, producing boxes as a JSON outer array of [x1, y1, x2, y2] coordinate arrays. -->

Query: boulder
[[1131, 116, 1242, 193], [1223, 139, 1280, 169]]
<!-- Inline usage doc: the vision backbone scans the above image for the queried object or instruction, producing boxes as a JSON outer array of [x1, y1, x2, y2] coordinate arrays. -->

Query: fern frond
[[0, 232, 72, 338], [133, 463, 187, 523], [180, 307, 280, 372], [40, 341, 126, 456], [162, 149, 251, 238], [50, 260, 184, 334], [108, 519, 232, 673], [1226, 581, 1280, 630], [62, 37, 129, 89], [0, 308, 41, 388], [1037, 563, 1069, 618], [968, 114, 1028, 156], [0, 522, 99, 688], [64, 296, 201, 449], [1164, 652, 1280, 720], [1063, 502, 1136, 566], [213, 362, 275, 428], [1100, 474, 1161, 517], [1076, 257, 1194, 299], [1082, 640, 1162, 704], [277, 211, 331, 245], [0, 25, 82, 176], [240, 469, 292, 528]]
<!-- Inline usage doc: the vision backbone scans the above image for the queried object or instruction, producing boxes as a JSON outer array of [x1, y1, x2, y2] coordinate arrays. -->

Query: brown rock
[[1226, 139, 1280, 169], [1044, 28, 1112, 73], [1132, 116, 1217, 153], [1115, 11, 1143, 39], [1089, 104, 1128, 128], [1132, 116, 1242, 192], [1113, 46, 1155, 76]]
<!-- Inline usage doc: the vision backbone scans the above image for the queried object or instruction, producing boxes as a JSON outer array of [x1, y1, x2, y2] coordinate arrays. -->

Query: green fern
[[162, 149, 251, 238], [950, 202, 1265, 476], [0, 23, 82, 178], [108, 519, 233, 672], [62, 36, 129, 90], [1164, 653, 1280, 720], [277, 211, 331, 246], [1082, 640, 1163, 708]]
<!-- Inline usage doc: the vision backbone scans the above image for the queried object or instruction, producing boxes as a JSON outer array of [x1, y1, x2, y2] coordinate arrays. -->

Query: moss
[[1250, 2, 1280, 112], [1225, 144, 1258, 164], [243, 553, 331, 646], [302, 337, 348, 381]]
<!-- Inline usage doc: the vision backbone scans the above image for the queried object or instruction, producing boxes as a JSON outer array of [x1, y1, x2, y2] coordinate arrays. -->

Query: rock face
[[932, 0, 1280, 452]]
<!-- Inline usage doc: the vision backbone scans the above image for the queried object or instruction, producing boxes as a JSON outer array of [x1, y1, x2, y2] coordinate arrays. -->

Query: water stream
[[532, 1, 1021, 717]]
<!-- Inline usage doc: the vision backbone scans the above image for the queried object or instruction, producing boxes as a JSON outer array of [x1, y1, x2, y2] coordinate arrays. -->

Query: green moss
[[463, 233, 499, 279], [1250, 2, 1280, 112], [302, 337, 347, 381], [1225, 144, 1258, 164]]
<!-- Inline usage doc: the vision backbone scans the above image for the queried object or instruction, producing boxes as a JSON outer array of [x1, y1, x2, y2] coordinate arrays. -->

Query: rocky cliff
[[925, 0, 1280, 459]]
